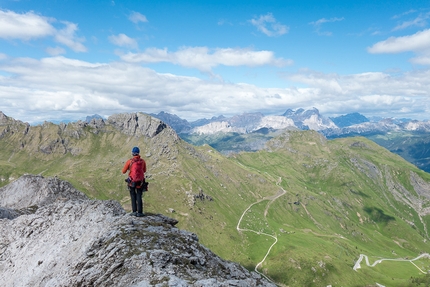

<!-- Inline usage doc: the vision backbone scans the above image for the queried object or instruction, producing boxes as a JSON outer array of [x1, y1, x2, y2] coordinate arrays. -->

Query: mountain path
[[353, 253, 430, 273], [236, 176, 286, 283]]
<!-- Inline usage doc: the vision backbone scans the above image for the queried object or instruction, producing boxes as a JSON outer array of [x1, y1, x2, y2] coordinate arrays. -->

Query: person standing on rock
[[122, 146, 147, 217]]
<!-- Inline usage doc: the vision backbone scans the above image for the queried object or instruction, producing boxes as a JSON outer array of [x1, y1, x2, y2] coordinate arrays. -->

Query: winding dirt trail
[[353, 253, 430, 273], [236, 176, 286, 282]]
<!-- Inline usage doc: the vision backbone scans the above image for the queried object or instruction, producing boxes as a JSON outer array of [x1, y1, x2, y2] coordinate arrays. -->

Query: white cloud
[[0, 10, 55, 40], [1, 56, 429, 123], [368, 29, 430, 65], [369, 30, 430, 53], [54, 22, 86, 52], [309, 17, 344, 36], [284, 68, 430, 118], [108, 33, 138, 49], [120, 47, 293, 72], [0, 9, 86, 53], [129, 11, 148, 24], [249, 13, 289, 37], [392, 11, 430, 31]]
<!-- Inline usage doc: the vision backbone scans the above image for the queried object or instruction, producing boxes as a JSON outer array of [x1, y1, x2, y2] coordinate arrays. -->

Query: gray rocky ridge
[[0, 175, 275, 287]]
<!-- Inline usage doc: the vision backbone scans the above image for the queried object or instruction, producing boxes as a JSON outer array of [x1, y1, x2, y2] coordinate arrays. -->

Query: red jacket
[[122, 155, 147, 176]]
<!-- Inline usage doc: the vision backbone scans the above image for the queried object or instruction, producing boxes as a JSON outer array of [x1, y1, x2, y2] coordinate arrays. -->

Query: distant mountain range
[[147, 108, 430, 136], [145, 108, 430, 173]]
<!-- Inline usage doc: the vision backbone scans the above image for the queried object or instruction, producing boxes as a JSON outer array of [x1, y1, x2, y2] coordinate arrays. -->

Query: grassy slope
[[233, 131, 430, 286], [368, 131, 430, 173], [1, 119, 430, 286]]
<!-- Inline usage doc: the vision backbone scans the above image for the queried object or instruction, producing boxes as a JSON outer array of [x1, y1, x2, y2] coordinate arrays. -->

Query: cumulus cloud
[[129, 11, 148, 24], [0, 9, 86, 52], [368, 29, 430, 53], [368, 29, 430, 65], [0, 10, 55, 40], [0, 55, 429, 123], [249, 13, 289, 37], [108, 33, 138, 49], [309, 17, 344, 36], [120, 46, 293, 72]]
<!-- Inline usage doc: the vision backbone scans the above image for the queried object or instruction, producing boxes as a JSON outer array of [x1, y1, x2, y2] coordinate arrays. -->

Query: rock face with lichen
[[0, 175, 275, 287]]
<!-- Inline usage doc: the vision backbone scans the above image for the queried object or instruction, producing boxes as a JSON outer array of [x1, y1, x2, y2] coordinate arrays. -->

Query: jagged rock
[[108, 112, 169, 138], [0, 175, 275, 287], [0, 174, 87, 209], [87, 118, 106, 133], [0, 111, 13, 125]]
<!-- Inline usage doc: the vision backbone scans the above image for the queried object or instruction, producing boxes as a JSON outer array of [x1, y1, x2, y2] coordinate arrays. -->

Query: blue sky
[[1, 0, 430, 124]]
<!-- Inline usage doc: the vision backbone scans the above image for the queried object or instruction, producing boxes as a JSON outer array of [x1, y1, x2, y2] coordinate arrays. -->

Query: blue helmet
[[132, 146, 140, 155]]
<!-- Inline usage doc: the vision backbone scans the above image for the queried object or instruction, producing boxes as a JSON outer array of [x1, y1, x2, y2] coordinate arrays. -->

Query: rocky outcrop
[[0, 175, 275, 287], [108, 112, 170, 138], [0, 111, 30, 139], [0, 174, 87, 210]]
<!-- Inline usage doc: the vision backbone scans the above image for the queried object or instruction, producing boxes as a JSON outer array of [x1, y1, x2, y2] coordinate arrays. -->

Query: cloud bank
[[0, 55, 429, 124]]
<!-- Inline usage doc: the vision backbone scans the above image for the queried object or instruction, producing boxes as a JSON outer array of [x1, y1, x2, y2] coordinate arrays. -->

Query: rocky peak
[[0, 175, 275, 286], [190, 115, 227, 128], [150, 111, 192, 134], [108, 112, 170, 138], [0, 112, 30, 139], [0, 111, 8, 124], [330, 112, 369, 128], [282, 108, 336, 130], [282, 107, 319, 121], [228, 112, 264, 132], [85, 114, 104, 123]]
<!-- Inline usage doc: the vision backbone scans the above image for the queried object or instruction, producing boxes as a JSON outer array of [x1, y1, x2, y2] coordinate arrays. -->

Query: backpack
[[129, 157, 145, 183]]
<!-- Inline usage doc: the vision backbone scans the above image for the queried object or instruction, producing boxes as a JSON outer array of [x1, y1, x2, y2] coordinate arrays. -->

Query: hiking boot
[[129, 212, 137, 216], [136, 212, 145, 217]]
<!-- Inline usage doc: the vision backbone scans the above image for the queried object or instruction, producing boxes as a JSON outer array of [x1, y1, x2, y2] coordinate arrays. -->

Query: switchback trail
[[353, 253, 430, 273], [236, 176, 286, 282]]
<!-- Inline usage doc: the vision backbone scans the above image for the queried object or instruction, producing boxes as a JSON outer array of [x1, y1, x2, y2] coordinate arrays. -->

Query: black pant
[[129, 186, 144, 213]]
